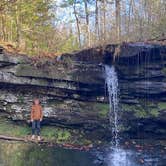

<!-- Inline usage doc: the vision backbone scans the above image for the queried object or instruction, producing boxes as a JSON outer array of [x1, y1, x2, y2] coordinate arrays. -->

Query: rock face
[[0, 48, 109, 138], [0, 42, 166, 138], [112, 42, 166, 138]]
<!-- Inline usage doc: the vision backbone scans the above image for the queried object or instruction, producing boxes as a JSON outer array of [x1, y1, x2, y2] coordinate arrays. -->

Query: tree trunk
[[73, 2, 81, 48], [84, 0, 90, 47], [103, 0, 106, 43], [15, 3, 21, 48], [1, 14, 6, 41], [127, 0, 132, 41], [95, 0, 99, 41], [115, 0, 121, 42]]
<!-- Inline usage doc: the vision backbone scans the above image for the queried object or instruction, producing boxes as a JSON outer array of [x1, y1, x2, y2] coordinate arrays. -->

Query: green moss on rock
[[41, 127, 71, 142], [122, 104, 136, 112], [96, 103, 109, 117], [162, 67, 166, 75], [150, 108, 159, 117], [17, 95, 25, 103], [122, 102, 161, 118], [158, 102, 166, 110], [134, 108, 148, 118]]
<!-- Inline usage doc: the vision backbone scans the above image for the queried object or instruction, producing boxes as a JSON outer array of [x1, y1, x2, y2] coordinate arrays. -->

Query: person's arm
[[31, 106, 34, 122], [40, 106, 43, 121]]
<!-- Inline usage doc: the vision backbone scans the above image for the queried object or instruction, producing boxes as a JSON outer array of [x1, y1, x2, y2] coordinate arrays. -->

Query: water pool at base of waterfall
[[0, 139, 165, 166], [95, 139, 166, 166]]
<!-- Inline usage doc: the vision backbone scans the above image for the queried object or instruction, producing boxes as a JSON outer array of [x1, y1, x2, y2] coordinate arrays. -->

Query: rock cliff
[[0, 42, 165, 138]]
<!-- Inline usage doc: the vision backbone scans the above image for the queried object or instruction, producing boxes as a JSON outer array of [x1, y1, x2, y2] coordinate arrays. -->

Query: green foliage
[[122, 104, 148, 118], [134, 106, 148, 118], [17, 95, 24, 103], [0, 117, 71, 142], [0, 118, 30, 137], [0, 117, 102, 146], [0, 0, 80, 55], [122, 104, 136, 112], [1, 0, 165, 55], [58, 35, 79, 53], [41, 127, 71, 142], [122, 102, 161, 118]]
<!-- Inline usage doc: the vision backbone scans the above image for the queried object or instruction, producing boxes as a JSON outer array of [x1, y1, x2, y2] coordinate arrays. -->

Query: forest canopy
[[0, 0, 165, 55]]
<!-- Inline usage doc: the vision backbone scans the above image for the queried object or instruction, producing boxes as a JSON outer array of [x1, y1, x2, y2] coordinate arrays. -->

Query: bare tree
[[95, 0, 100, 41], [73, 0, 81, 48], [84, 0, 91, 47], [115, 0, 121, 42]]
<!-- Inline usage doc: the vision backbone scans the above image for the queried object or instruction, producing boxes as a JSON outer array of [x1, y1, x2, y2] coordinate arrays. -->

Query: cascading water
[[105, 65, 136, 166], [105, 65, 119, 147]]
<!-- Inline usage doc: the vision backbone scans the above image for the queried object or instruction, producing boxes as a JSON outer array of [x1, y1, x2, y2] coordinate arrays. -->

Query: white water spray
[[105, 65, 119, 146]]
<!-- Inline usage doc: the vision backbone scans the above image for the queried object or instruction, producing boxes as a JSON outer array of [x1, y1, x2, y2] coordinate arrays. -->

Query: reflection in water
[[0, 141, 97, 166], [105, 148, 139, 166], [103, 140, 166, 166], [0, 140, 165, 166]]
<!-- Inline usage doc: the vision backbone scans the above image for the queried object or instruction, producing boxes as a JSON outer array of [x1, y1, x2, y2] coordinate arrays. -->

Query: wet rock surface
[[0, 42, 166, 138], [0, 48, 109, 138]]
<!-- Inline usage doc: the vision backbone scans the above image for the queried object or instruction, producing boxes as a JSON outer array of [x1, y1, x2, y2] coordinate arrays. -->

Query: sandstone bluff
[[0, 42, 165, 139]]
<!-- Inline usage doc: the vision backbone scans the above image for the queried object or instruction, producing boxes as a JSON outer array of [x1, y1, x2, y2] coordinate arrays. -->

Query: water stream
[[105, 65, 119, 147]]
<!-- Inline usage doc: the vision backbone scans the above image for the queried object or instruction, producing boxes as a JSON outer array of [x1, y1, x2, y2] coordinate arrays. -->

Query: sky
[[54, 0, 74, 26], [54, 0, 96, 26]]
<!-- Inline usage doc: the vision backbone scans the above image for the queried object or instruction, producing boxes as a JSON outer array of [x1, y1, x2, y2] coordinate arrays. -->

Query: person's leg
[[36, 120, 41, 141], [31, 121, 36, 139]]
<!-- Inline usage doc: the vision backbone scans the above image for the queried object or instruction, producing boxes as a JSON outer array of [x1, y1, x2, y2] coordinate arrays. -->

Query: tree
[[0, 0, 165, 55], [115, 0, 121, 42], [83, 0, 91, 47], [95, 0, 99, 40]]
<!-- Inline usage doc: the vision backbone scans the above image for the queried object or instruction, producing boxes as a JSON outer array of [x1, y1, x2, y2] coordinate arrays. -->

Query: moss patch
[[17, 95, 25, 103], [0, 117, 97, 145], [122, 101, 161, 118], [0, 118, 31, 137], [0, 118, 73, 143], [96, 103, 109, 117], [122, 104, 148, 118], [41, 127, 71, 143], [150, 108, 159, 117], [134, 107, 148, 118], [158, 102, 166, 110], [162, 67, 166, 75], [122, 104, 136, 112]]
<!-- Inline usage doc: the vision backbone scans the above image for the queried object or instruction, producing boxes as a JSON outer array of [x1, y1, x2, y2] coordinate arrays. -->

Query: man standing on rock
[[31, 98, 43, 141]]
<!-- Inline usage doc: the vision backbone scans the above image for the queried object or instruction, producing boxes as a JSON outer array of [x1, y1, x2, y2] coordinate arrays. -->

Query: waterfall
[[105, 65, 119, 146]]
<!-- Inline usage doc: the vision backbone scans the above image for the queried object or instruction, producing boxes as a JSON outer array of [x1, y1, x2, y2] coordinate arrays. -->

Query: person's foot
[[37, 136, 41, 141], [31, 135, 35, 140]]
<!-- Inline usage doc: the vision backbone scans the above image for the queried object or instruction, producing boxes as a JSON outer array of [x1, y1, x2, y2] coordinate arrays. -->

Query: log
[[0, 135, 25, 141], [0, 135, 93, 151], [0, 135, 48, 144]]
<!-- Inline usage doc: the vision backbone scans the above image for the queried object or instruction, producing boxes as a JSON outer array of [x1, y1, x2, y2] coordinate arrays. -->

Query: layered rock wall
[[0, 42, 166, 138]]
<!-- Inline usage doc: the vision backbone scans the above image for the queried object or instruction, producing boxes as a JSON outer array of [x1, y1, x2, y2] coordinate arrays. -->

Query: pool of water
[[0, 139, 165, 166], [0, 140, 97, 166], [95, 139, 166, 166]]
